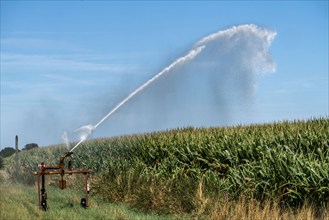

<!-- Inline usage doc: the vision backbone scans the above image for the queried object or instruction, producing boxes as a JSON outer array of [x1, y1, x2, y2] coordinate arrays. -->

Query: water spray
[[68, 45, 205, 152], [69, 124, 95, 152]]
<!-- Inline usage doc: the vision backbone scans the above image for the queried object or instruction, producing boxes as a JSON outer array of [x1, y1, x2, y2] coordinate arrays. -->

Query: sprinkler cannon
[[34, 151, 92, 211]]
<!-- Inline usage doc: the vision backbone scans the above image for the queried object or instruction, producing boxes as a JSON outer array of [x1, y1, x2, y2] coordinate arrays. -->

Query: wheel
[[80, 198, 87, 208], [41, 199, 47, 211]]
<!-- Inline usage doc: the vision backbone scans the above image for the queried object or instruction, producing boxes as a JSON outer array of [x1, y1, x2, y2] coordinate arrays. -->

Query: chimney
[[15, 135, 19, 152], [15, 135, 19, 170]]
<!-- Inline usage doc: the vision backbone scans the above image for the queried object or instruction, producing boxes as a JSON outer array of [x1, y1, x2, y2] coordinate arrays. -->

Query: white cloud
[[1, 53, 135, 72]]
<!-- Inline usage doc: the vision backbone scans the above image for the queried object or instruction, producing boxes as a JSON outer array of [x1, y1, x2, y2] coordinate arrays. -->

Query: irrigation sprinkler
[[33, 151, 92, 211]]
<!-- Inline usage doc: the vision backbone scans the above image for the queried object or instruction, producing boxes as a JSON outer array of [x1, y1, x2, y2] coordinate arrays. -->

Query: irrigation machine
[[34, 151, 92, 211]]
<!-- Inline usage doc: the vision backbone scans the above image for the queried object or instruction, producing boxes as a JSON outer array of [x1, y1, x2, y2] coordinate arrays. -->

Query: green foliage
[[0, 156, 3, 169], [88, 117, 329, 213], [0, 147, 16, 158], [23, 143, 39, 151]]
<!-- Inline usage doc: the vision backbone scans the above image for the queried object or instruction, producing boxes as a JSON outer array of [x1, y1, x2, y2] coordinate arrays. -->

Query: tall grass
[[0, 183, 176, 220]]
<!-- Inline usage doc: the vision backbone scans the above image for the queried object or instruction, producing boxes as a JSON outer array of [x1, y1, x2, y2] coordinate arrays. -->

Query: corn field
[[5, 117, 329, 216]]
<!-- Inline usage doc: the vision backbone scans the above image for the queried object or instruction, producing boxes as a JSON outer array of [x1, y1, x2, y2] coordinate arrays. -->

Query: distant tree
[[0, 147, 16, 158], [0, 156, 3, 169], [23, 143, 39, 151]]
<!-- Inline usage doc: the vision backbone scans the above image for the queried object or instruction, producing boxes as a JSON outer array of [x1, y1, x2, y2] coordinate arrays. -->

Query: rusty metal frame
[[33, 152, 92, 210]]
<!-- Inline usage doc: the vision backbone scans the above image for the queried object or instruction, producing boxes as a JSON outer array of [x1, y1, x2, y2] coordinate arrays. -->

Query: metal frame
[[33, 152, 92, 210]]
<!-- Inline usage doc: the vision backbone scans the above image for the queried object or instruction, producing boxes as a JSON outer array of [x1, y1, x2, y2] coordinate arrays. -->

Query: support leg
[[41, 173, 47, 211], [85, 174, 89, 207]]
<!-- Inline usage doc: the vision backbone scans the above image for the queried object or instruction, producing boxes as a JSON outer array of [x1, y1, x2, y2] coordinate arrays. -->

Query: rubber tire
[[41, 199, 47, 211], [80, 198, 87, 208]]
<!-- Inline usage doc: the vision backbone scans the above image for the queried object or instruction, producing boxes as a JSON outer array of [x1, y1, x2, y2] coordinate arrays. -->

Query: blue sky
[[1, 1, 328, 149]]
